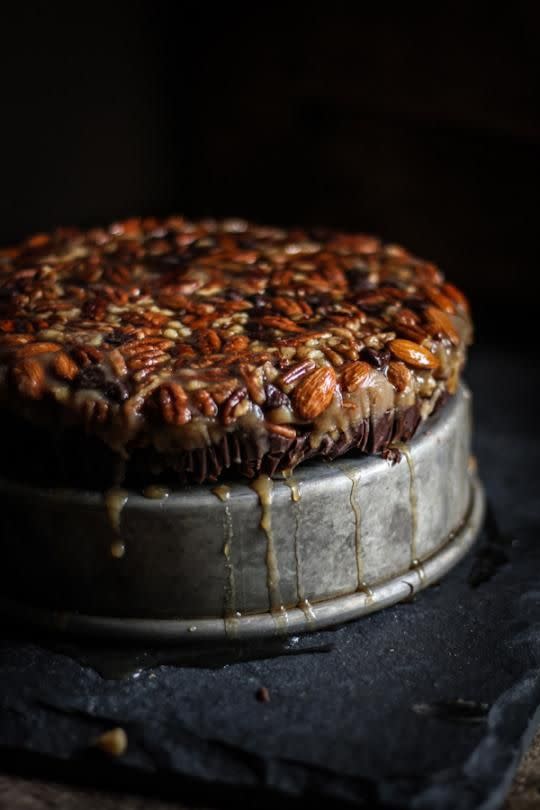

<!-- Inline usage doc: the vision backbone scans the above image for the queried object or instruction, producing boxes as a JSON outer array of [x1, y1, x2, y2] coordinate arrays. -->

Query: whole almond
[[442, 282, 470, 313], [387, 360, 411, 392], [425, 306, 460, 346], [12, 357, 45, 399], [293, 366, 336, 420], [52, 351, 79, 381], [388, 339, 439, 369], [340, 361, 373, 392], [16, 341, 60, 358]]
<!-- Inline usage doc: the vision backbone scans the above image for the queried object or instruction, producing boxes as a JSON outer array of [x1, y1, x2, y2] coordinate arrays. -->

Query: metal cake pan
[[0, 384, 484, 641]]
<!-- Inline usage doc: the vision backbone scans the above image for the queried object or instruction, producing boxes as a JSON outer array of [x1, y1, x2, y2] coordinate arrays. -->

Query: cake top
[[0, 216, 471, 467]]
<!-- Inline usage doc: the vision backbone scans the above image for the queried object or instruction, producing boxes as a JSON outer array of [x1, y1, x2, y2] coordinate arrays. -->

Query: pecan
[[260, 315, 304, 333], [340, 361, 373, 392], [223, 335, 250, 353], [293, 366, 336, 420], [197, 328, 222, 354], [11, 357, 45, 399], [265, 422, 297, 439], [271, 296, 304, 318], [387, 360, 411, 392], [388, 339, 439, 369], [265, 383, 291, 409], [193, 388, 218, 417], [424, 306, 460, 346], [52, 351, 79, 381], [79, 398, 110, 427], [239, 363, 266, 405], [279, 360, 316, 386], [71, 345, 104, 366], [221, 387, 248, 425], [156, 382, 191, 425]]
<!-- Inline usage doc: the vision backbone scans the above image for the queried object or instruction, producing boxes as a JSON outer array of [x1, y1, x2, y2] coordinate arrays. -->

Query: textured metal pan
[[0, 385, 484, 641]]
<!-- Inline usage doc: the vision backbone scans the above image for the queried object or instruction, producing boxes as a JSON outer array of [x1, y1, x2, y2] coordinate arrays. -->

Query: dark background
[[1, 4, 539, 344]]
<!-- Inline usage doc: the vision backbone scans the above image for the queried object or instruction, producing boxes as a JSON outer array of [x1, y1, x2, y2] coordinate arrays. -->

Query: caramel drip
[[142, 485, 170, 500], [282, 468, 301, 503], [340, 467, 364, 589], [251, 475, 288, 631], [104, 487, 129, 558], [212, 484, 238, 636], [395, 443, 419, 567]]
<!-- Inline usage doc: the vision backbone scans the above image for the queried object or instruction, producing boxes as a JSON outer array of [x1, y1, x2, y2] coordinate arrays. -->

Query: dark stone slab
[[0, 346, 539, 809]]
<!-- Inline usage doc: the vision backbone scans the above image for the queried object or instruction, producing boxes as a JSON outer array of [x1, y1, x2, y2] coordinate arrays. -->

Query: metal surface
[[0, 385, 484, 640]]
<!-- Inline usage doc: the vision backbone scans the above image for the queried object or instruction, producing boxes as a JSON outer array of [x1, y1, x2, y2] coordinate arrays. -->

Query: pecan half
[[156, 382, 191, 425]]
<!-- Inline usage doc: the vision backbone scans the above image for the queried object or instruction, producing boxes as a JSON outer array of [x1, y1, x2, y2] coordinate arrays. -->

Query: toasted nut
[[387, 360, 411, 392], [425, 306, 460, 345], [340, 361, 373, 392], [52, 351, 79, 381], [11, 357, 45, 399], [16, 341, 60, 358], [156, 382, 191, 425], [193, 388, 218, 417], [260, 315, 304, 333], [265, 422, 297, 439], [424, 286, 455, 314], [388, 339, 439, 369], [442, 282, 470, 312], [279, 360, 316, 386], [221, 387, 248, 425], [293, 366, 336, 420]]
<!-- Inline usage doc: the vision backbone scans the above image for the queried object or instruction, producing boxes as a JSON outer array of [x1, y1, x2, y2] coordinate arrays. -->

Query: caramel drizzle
[[212, 484, 239, 635], [104, 487, 129, 558], [340, 467, 364, 589], [251, 475, 288, 631], [394, 442, 419, 568], [283, 472, 315, 624]]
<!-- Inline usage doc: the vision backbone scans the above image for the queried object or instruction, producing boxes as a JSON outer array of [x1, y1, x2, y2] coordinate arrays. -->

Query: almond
[[52, 351, 79, 381], [11, 357, 45, 399], [387, 360, 411, 392], [425, 306, 460, 346], [442, 282, 470, 313], [293, 366, 336, 420], [388, 339, 439, 369], [16, 341, 60, 358], [424, 286, 455, 314], [340, 361, 373, 392]]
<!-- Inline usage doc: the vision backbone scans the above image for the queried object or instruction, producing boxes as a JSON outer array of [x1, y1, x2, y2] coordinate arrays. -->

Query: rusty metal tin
[[0, 385, 484, 641]]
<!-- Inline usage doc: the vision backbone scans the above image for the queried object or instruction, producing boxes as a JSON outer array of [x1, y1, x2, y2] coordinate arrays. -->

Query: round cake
[[0, 217, 472, 487]]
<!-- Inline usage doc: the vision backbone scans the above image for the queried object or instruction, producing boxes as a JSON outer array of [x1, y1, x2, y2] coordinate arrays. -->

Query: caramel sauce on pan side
[[393, 442, 424, 579], [104, 487, 129, 558], [142, 485, 170, 500], [251, 475, 288, 632], [212, 484, 239, 637], [283, 471, 315, 624]]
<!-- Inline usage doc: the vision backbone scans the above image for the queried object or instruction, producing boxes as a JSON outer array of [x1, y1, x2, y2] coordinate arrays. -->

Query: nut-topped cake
[[0, 217, 471, 487]]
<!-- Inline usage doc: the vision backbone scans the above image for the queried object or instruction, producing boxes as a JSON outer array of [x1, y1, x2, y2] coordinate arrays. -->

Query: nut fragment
[[293, 366, 336, 420], [93, 727, 128, 757], [388, 339, 439, 369]]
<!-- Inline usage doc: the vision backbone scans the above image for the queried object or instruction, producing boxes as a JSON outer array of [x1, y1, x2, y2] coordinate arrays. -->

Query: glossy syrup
[[104, 487, 129, 558], [251, 475, 288, 632], [395, 443, 422, 575], [283, 472, 315, 625], [212, 484, 239, 637]]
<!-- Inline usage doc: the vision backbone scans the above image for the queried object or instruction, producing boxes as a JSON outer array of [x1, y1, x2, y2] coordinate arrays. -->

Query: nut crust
[[0, 217, 472, 484]]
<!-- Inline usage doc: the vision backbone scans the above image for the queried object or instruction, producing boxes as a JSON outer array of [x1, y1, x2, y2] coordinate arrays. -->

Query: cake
[[0, 217, 471, 487]]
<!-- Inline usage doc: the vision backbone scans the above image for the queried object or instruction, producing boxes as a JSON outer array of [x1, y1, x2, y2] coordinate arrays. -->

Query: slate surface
[[0, 346, 539, 810]]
